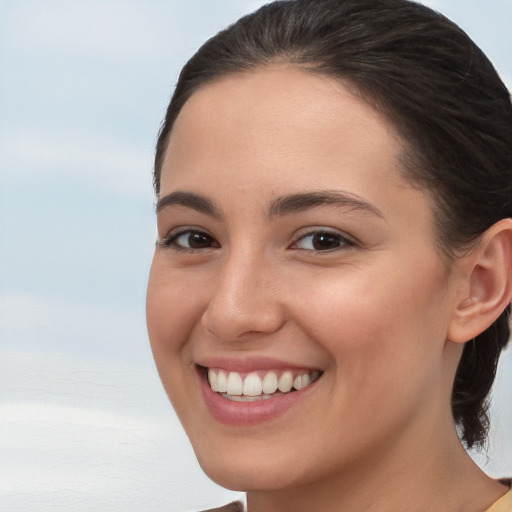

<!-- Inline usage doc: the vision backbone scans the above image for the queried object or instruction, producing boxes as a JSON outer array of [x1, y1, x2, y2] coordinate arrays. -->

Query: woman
[[146, 0, 512, 510]]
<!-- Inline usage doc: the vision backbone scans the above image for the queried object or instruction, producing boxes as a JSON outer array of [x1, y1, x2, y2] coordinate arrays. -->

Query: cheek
[[147, 259, 205, 346], [287, 268, 451, 452], [289, 259, 450, 379], [146, 260, 205, 424], [146, 258, 207, 398]]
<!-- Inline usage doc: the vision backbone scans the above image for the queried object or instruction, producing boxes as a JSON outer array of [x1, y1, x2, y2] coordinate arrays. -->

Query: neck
[[246, 421, 506, 512]]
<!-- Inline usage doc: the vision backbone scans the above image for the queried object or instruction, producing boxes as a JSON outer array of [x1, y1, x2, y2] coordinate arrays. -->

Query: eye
[[159, 229, 219, 250], [292, 230, 355, 252]]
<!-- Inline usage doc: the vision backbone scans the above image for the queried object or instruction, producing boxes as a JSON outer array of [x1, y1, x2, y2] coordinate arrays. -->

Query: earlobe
[[448, 218, 512, 344]]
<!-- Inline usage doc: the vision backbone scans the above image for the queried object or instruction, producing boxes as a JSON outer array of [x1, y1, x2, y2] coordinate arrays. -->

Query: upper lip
[[195, 355, 320, 373]]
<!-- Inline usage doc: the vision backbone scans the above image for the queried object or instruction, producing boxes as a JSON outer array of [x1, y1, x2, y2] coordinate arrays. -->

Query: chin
[[192, 436, 322, 493], [199, 458, 299, 492]]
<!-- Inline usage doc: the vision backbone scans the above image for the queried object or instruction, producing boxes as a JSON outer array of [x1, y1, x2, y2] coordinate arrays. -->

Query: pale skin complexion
[[146, 66, 512, 512]]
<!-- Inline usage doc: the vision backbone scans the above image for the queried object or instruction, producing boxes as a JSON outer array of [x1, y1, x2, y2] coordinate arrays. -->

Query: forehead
[[161, 66, 422, 220], [169, 66, 401, 148]]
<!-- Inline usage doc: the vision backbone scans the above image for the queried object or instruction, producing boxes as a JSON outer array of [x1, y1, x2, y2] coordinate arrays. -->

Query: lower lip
[[198, 367, 319, 426]]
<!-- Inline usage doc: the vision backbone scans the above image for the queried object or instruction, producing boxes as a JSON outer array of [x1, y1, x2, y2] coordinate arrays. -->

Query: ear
[[448, 218, 512, 344]]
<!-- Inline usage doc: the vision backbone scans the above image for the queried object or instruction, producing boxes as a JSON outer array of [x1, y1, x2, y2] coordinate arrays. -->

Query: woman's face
[[147, 67, 463, 491]]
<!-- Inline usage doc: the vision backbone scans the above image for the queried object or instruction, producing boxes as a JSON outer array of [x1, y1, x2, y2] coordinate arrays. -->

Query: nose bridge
[[201, 244, 284, 341]]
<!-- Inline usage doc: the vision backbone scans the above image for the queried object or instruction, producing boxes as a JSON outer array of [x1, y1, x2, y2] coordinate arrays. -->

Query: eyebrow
[[156, 189, 384, 220], [156, 191, 220, 217], [269, 191, 385, 219]]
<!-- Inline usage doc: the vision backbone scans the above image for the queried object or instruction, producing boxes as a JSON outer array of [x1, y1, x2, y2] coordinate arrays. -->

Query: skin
[[146, 67, 509, 511]]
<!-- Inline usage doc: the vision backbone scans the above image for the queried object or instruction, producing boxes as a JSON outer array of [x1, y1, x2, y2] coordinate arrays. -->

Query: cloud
[[4, 0, 268, 64], [1, 130, 154, 197], [0, 402, 238, 511], [0, 349, 241, 511], [4, 1, 164, 62], [0, 293, 149, 362], [0, 296, 241, 509]]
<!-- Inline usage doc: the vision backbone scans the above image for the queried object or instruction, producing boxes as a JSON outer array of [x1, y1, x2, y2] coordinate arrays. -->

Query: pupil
[[189, 233, 210, 248], [312, 233, 339, 250]]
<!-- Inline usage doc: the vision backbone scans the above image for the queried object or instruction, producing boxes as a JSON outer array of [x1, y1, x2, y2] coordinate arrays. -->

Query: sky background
[[1, 1, 511, 511]]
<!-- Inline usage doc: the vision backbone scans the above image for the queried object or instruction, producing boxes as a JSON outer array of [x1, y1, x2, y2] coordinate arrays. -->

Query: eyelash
[[290, 229, 356, 253], [157, 228, 357, 254], [157, 229, 219, 252]]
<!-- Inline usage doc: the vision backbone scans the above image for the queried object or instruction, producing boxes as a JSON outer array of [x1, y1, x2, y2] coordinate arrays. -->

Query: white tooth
[[262, 371, 278, 394], [278, 371, 293, 393], [217, 370, 228, 393], [301, 373, 310, 387], [293, 374, 303, 390], [226, 372, 243, 396], [224, 394, 273, 402], [208, 369, 218, 392], [243, 373, 263, 396], [223, 394, 244, 402]]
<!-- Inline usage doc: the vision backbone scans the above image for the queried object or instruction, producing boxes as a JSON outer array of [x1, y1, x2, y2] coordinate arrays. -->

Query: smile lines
[[207, 368, 321, 402]]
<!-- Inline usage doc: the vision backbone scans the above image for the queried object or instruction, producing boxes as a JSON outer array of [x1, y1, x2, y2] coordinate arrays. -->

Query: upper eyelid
[[157, 226, 358, 248], [159, 225, 210, 238], [292, 226, 358, 244], [157, 227, 216, 246], [289, 231, 358, 256]]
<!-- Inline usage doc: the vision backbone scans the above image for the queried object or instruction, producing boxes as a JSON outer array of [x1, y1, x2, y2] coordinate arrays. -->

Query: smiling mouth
[[205, 367, 322, 402]]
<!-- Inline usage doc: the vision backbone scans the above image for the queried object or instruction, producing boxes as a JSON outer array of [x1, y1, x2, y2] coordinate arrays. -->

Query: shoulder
[[199, 501, 245, 512]]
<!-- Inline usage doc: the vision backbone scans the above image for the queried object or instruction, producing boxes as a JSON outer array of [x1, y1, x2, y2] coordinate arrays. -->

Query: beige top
[[202, 486, 512, 512], [486, 487, 512, 512]]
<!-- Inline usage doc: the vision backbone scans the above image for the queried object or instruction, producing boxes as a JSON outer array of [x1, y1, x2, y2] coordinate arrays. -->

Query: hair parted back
[[154, 0, 512, 448]]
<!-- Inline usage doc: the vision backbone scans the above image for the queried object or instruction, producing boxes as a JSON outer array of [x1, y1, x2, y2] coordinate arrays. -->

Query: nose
[[200, 250, 286, 342]]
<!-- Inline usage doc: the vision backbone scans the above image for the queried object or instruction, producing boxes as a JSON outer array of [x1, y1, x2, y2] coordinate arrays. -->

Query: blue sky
[[1, 1, 511, 510]]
